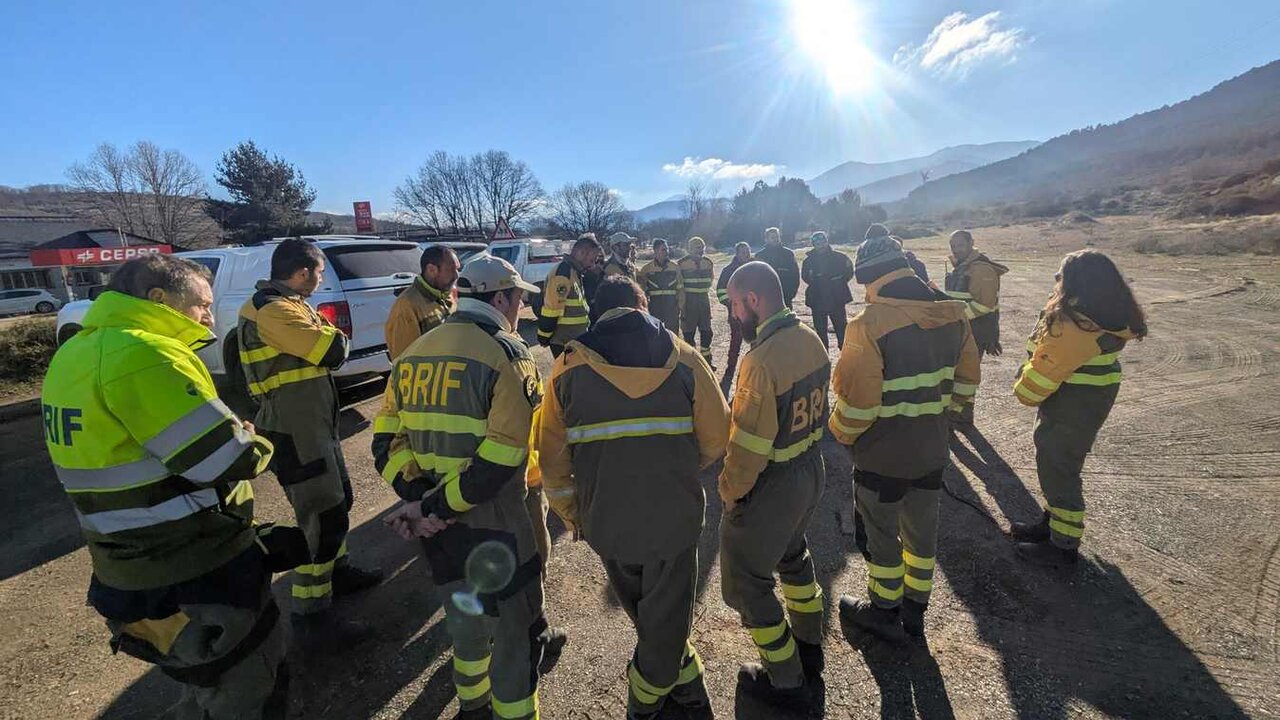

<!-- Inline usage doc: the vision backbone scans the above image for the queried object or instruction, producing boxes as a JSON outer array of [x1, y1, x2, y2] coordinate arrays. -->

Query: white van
[[56, 236, 421, 391]]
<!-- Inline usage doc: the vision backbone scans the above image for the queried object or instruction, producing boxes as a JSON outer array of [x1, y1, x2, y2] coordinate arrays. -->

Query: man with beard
[[603, 233, 637, 280], [719, 262, 830, 708], [385, 244, 460, 360], [637, 238, 682, 333], [944, 230, 1009, 425]]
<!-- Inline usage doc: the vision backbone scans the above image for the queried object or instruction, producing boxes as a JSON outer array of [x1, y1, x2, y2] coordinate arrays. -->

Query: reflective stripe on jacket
[[370, 304, 542, 585], [237, 281, 348, 432], [677, 256, 715, 302], [1014, 315, 1136, 407], [539, 308, 730, 562], [43, 291, 273, 590], [719, 309, 830, 505], [385, 276, 453, 360], [829, 269, 981, 480], [537, 260, 589, 347]]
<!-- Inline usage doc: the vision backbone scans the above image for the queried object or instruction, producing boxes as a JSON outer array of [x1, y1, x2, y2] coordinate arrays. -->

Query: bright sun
[[790, 0, 877, 96]]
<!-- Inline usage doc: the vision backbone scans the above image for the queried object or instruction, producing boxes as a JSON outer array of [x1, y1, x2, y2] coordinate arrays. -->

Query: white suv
[[56, 237, 422, 392], [487, 238, 573, 312]]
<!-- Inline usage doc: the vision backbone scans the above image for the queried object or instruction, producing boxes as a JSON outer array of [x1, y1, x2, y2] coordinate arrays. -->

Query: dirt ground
[[2, 215, 1278, 719]]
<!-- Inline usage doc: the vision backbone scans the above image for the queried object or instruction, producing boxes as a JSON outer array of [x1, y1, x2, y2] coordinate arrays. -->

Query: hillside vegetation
[[903, 61, 1280, 220]]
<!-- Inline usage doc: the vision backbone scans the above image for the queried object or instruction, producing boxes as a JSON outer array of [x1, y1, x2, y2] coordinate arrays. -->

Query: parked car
[[0, 288, 62, 316], [487, 238, 573, 312], [56, 236, 422, 399]]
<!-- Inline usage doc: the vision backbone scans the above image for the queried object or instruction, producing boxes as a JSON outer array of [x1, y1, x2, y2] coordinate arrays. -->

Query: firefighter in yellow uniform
[[524, 406, 552, 567], [829, 235, 980, 644], [539, 276, 730, 720], [373, 255, 558, 720], [385, 244, 461, 360], [720, 262, 830, 708], [637, 238, 682, 333], [678, 236, 715, 367], [603, 233, 637, 280], [44, 255, 305, 719], [1011, 250, 1147, 566], [944, 229, 1009, 424], [537, 234, 603, 357], [237, 239, 382, 647]]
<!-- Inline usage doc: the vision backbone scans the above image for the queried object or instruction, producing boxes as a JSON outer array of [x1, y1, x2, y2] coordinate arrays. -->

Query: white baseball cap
[[457, 254, 541, 295]]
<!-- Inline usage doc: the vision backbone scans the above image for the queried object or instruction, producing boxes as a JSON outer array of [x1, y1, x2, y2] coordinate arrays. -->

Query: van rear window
[[324, 245, 421, 280]]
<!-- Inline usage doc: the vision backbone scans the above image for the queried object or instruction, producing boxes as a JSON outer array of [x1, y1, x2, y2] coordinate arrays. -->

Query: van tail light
[[316, 301, 352, 337]]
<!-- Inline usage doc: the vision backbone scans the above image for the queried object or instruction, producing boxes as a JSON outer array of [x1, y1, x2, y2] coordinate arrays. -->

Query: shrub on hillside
[[0, 318, 57, 382]]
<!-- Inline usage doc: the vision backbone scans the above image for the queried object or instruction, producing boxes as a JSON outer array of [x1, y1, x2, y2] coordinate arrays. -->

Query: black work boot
[[453, 705, 490, 720], [736, 663, 812, 708], [901, 599, 927, 639], [1014, 541, 1079, 568], [838, 596, 906, 645], [537, 626, 569, 675], [332, 562, 384, 597], [796, 639, 825, 679], [1009, 513, 1051, 544], [291, 611, 373, 653], [670, 677, 714, 718]]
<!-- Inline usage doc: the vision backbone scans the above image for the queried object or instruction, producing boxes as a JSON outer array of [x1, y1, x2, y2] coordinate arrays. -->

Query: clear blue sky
[[2, 0, 1278, 214]]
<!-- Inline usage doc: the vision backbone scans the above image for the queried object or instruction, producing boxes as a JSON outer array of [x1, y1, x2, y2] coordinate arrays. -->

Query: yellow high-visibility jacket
[[385, 276, 453, 360], [719, 308, 830, 505], [538, 308, 729, 561], [237, 281, 349, 433], [829, 268, 981, 480], [1014, 315, 1137, 407], [537, 259, 590, 348], [44, 291, 272, 591]]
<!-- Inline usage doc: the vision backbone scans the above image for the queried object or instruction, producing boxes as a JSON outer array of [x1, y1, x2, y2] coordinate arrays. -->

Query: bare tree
[[395, 149, 545, 233], [684, 178, 709, 224], [67, 144, 144, 236], [130, 141, 209, 245], [475, 150, 544, 227], [67, 141, 210, 245], [546, 181, 629, 237]]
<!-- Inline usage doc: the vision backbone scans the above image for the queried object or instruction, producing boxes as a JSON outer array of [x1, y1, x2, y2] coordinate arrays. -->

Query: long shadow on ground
[[99, 504, 452, 719], [942, 424, 1249, 719]]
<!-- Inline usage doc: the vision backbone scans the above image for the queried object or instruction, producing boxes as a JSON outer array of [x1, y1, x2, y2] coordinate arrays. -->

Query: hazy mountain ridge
[[807, 141, 1040, 199], [904, 60, 1280, 215]]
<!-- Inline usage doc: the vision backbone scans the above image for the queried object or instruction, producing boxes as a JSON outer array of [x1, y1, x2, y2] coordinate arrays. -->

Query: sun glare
[[790, 0, 876, 96]]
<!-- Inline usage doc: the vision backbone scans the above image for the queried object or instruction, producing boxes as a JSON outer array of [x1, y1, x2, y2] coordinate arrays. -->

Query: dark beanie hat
[[865, 223, 890, 240], [855, 235, 908, 284]]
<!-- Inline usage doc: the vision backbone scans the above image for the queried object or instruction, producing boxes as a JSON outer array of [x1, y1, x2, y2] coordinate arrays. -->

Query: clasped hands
[[383, 501, 454, 540]]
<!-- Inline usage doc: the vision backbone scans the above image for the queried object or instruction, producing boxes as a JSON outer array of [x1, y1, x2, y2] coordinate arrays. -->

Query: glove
[[253, 523, 311, 572], [982, 340, 1003, 357]]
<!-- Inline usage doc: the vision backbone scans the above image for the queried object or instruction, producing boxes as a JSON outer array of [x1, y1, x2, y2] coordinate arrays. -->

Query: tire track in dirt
[[1254, 533, 1280, 664]]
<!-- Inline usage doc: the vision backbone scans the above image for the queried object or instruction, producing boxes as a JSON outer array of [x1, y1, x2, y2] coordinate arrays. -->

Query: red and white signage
[[29, 245, 172, 267], [492, 216, 516, 240], [353, 201, 375, 233]]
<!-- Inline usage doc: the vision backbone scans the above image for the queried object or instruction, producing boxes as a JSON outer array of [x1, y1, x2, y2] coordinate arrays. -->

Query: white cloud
[[661, 157, 782, 180], [894, 11, 1027, 78]]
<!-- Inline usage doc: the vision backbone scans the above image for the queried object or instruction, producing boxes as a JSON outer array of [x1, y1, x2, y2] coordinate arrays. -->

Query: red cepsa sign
[[29, 245, 172, 267]]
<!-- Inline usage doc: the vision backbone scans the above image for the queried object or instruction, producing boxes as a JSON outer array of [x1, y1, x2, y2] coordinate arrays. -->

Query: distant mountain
[[904, 60, 1280, 215], [631, 198, 688, 223], [808, 141, 1040, 199]]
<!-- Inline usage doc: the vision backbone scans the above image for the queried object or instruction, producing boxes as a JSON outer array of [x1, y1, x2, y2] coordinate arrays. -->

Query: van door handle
[[393, 273, 415, 279]]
